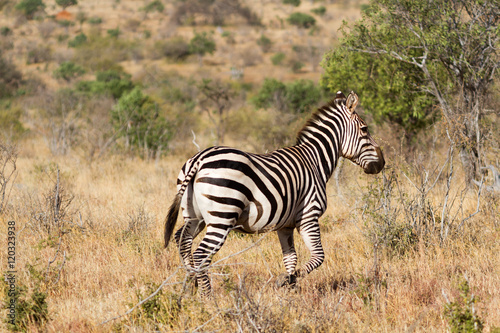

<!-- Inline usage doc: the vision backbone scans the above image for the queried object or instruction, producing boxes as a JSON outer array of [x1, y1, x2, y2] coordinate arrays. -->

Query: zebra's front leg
[[192, 223, 232, 296], [295, 219, 324, 279], [276, 228, 298, 287]]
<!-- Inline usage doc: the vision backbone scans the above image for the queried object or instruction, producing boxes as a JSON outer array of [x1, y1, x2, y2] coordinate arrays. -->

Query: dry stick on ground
[[0, 143, 18, 214], [100, 232, 268, 326]]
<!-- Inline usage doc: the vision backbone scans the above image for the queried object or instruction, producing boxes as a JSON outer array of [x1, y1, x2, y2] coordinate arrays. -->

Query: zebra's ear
[[346, 91, 359, 114]]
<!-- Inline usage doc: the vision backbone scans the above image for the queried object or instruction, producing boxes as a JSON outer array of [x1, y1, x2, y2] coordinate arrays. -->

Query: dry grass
[[1, 135, 499, 332]]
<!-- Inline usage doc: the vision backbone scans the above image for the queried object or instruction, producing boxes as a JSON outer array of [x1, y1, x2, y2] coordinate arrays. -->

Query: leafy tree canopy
[[15, 0, 45, 19], [55, 0, 77, 9]]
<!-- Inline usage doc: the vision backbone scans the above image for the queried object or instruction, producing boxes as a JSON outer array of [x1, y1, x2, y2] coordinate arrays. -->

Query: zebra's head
[[338, 91, 385, 174]]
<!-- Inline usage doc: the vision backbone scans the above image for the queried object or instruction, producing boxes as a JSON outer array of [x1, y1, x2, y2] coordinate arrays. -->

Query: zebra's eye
[[360, 126, 368, 133]]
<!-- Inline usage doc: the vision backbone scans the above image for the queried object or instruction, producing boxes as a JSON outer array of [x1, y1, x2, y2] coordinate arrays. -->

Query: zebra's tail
[[164, 160, 201, 248], [164, 192, 182, 248]]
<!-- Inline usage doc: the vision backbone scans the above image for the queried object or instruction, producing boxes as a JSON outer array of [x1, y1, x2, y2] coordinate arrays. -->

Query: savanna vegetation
[[0, 0, 498, 332]]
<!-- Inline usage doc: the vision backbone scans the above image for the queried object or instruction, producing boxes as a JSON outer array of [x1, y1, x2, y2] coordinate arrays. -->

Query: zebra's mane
[[295, 93, 346, 145]]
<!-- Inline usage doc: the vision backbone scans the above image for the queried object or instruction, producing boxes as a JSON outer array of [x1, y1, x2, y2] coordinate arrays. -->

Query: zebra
[[164, 91, 385, 294]]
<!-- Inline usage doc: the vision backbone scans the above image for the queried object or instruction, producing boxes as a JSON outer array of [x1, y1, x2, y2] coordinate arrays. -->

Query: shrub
[[142, 0, 164, 13], [285, 79, 321, 113], [15, 0, 45, 20], [287, 12, 316, 28], [189, 32, 215, 57], [252, 78, 322, 114], [55, 0, 77, 10], [0, 26, 11, 36], [88, 16, 102, 25], [111, 87, 172, 158], [444, 280, 484, 333], [311, 6, 326, 16], [271, 52, 286, 65], [77, 69, 133, 99], [67, 33, 87, 47], [291, 61, 304, 73], [107, 28, 120, 38], [283, 0, 300, 6], [53, 61, 85, 81], [257, 34, 273, 52], [251, 78, 287, 111]]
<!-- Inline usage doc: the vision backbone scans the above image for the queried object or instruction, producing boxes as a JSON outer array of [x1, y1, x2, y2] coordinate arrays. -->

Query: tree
[[322, 0, 499, 183], [188, 32, 216, 66], [287, 12, 316, 29], [15, 0, 45, 20], [55, 0, 77, 10]]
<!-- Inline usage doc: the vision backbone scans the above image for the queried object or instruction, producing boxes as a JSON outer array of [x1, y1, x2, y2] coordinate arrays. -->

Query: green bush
[[56, 0, 77, 9], [287, 12, 316, 28], [88, 16, 102, 25], [111, 87, 172, 158], [252, 78, 321, 114], [285, 79, 321, 113], [189, 31, 216, 61], [15, 0, 45, 19], [67, 33, 87, 48], [53, 62, 85, 81], [77, 69, 133, 99], [142, 0, 164, 13], [271, 52, 286, 65], [311, 6, 326, 16], [0, 26, 11, 36], [283, 0, 300, 6], [444, 280, 484, 333], [107, 28, 120, 38], [257, 34, 273, 52], [291, 61, 304, 73]]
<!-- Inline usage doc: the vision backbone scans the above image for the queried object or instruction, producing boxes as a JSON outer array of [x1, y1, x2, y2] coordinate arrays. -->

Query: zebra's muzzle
[[363, 147, 385, 174]]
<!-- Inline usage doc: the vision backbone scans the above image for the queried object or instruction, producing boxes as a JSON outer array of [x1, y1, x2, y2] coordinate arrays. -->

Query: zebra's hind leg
[[295, 219, 324, 278], [174, 219, 206, 284], [276, 228, 298, 288], [192, 223, 232, 296]]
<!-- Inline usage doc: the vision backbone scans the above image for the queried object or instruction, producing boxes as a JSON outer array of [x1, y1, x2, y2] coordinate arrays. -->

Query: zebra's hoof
[[276, 273, 297, 288]]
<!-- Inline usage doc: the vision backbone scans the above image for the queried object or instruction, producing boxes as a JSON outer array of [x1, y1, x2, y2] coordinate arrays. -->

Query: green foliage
[[87, 16, 102, 25], [291, 61, 304, 73], [3, 265, 49, 331], [111, 87, 172, 157], [285, 79, 321, 113], [321, 47, 436, 137], [283, 0, 300, 6], [15, 0, 45, 19], [53, 61, 85, 81], [287, 12, 316, 29], [444, 280, 484, 332], [142, 0, 164, 13], [311, 6, 326, 16], [107, 27, 120, 38], [77, 69, 133, 99], [271, 52, 286, 66], [55, 0, 76, 9], [257, 34, 273, 53], [252, 78, 322, 114], [188, 31, 216, 58], [1, 26, 12, 36], [67, 33, 87, 47]]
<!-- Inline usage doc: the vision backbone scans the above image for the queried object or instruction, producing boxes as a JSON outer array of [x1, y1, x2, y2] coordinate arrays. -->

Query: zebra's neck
[[295, 103, 345, 184]]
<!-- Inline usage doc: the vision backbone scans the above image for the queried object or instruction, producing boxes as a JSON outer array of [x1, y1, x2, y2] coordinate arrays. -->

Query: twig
[[100, 267, 183, 325]]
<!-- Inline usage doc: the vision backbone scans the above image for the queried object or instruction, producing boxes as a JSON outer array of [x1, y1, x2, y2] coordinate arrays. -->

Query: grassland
[[0, 0, 499, 332]]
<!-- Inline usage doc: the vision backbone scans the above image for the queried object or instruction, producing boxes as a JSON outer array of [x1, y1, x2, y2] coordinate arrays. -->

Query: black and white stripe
[[164, 91, 385, 294]]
